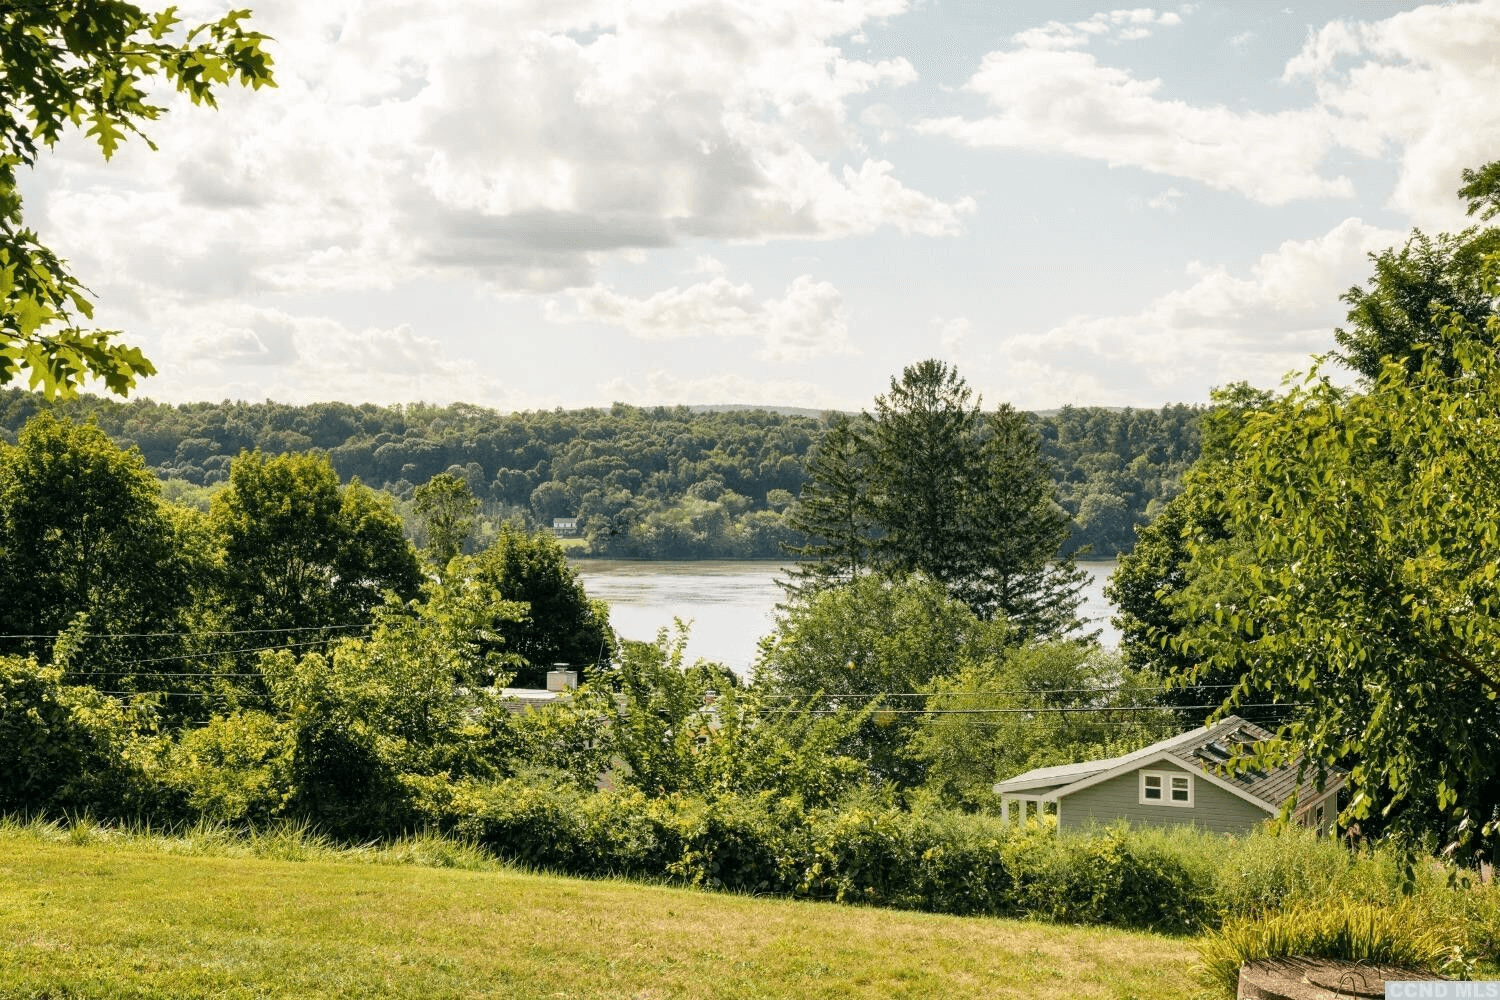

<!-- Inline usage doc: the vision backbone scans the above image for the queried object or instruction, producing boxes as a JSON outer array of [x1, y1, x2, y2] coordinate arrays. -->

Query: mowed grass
[[0, 825, 1200, 1000]]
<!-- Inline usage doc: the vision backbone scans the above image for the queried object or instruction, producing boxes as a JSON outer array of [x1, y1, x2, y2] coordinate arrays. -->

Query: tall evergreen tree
[[785, 360, 1085, 640], [782, 414, 876, 597]]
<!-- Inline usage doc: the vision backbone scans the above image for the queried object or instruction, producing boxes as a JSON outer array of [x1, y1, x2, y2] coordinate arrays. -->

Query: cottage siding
[[1057, 761, 1269, 835]]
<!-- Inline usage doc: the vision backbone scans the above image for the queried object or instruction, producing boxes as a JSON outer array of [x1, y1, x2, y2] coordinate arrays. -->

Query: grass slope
[[0, 828, 1199, 999]]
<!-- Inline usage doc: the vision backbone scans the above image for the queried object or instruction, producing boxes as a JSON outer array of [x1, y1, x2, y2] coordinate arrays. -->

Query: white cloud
[[1283, 1, 1500, 227], [151, 304, 499, 405], [985, 218, 1401, 408], [1147, 187, 1185, 212], [923, 1, 1500, 212], [597, 369, 849, 409], [32, 0, 965, 303], [546, 264, 853, 361], [1011, 8, 1184, 51], [919, 45, 1349, 205], [935, 316, 970, 355]]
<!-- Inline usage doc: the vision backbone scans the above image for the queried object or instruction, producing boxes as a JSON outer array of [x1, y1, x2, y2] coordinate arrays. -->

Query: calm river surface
[[573, 560, 1121, 676]]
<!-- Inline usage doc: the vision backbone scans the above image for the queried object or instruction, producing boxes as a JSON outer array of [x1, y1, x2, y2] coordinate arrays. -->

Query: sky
[[20, 0, 1500, 413]]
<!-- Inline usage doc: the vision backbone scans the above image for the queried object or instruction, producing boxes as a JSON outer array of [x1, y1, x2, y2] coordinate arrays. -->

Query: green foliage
[[164, 711, 293, 824], [788, 361, 1086, 637], [782, 413, 876, 593], [599, 622, 868, 804], [412, 472, 478, 574], [0, 414, 200, 678], [0, 2, 274, 397], [0, 654, 163, 816], [1461, 161, 1500, 221], [1333, 161, 1500, 382], [1105, 384, 1283, 726], [1196, 900, 1458, 998], [1037, 403, 1203, 559], [0, 394, 1202, 560], [1334, 226, 1500, 381], [915, 644, 1174, 810], [210, 451, 423, 637], [756, 574, 1012, 786], [1002, 822, 1213, 931], [259, 600, 516, 836], [439, 778, 1222, 931], [1172, 316, 1500, 854], [458, 523, 613, 688]]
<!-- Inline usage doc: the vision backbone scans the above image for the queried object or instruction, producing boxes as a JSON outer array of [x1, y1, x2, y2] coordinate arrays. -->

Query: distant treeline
[[0, 391, 1201, 559]]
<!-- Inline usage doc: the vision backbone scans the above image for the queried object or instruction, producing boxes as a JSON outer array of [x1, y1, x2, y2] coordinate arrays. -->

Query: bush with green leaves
[[0, 655, 164, 816], [599, 622, 870, 806], [163, 711, 294, 824], [999, 821, 1214, 932], [259, 599, 518, 836], [1197, 900, 1460, 997]]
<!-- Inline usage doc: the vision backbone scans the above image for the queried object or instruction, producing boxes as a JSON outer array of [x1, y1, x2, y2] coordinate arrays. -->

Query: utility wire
[[0, 622, 374, 640], [759, 683, 1248, 699], [65, 636, 344, 668], [730, 702, 1300, 716]]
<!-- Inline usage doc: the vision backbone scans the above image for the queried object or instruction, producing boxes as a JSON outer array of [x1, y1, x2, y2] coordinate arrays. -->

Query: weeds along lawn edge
[[8, 795, 1496, 951]]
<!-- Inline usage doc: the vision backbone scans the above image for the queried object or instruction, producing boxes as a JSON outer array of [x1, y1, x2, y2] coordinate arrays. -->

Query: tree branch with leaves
[[1, 1, 274, 397]]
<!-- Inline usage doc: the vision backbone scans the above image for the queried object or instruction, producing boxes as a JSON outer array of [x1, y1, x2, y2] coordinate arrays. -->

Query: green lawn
[[0, 828, 1202, 999]]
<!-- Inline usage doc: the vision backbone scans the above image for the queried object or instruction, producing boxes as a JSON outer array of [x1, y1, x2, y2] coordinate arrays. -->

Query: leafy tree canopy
[[209, 451, 422, 639], [2, 2, 274, 397], [412, 472, 478, 577], [1333, 159, 1500, 382], [0, 412, 197, 670], [1174, 311, 1500, 855], [457, 523, 613, 689], [756, 573, 1013, 787]]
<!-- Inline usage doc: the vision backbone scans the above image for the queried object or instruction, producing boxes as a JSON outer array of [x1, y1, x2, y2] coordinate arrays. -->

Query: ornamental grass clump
[[1195, 899, 1459, 997]]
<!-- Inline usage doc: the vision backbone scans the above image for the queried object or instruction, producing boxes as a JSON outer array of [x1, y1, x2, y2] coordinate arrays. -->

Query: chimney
[[546, 667, 578, 692]]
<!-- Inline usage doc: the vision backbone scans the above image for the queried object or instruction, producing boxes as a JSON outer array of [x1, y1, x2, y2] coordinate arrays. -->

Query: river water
[[573, 560, 1120, 676]]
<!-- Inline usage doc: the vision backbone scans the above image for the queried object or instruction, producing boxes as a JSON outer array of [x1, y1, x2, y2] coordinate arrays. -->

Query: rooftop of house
[[993, 715, 1344, 809]]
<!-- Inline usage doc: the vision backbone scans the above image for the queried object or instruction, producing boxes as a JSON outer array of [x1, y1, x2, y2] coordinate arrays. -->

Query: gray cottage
[[992, 716, 1343, 836]]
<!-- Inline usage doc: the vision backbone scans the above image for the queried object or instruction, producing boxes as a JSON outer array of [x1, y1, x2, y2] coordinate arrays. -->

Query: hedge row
[[417, 775, 1215, 933]]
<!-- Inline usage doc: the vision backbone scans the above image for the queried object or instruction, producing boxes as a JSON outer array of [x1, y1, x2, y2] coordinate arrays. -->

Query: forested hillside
[[0, 391, 1201, 558]]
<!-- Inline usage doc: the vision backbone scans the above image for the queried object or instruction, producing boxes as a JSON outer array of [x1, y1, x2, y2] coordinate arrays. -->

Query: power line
[[759, 683, 1248, 700], [68, 636, 343, 668], [63, 670, 266, 679], [763, 702, 1301, 716], [0, 622, 374, 641]]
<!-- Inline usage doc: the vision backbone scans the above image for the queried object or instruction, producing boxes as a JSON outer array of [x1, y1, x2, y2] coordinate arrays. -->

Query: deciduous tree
[[412, 472, 479, 577], [1333, 160, 1500, 382], [2, 2, 274, 396], [0, 413, 197, 672], [455, 523, 613, 689], [1176, 315, 1500, 855], [210, 451, 422, 639]]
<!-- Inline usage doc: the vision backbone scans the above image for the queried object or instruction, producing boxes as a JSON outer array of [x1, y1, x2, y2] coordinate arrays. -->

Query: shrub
[[164, 712, 295, 824], [1002, 821, 1212, 932], [1196, 899, 1459, 998], [0, 656, 166, 817], [900, 810, 1013, 916], [800, 802, 921, 907], [656, 792, 803, 893]]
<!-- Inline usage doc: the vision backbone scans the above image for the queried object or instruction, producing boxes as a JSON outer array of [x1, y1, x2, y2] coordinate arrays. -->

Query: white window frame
[[1139, 769, 1194, 807]]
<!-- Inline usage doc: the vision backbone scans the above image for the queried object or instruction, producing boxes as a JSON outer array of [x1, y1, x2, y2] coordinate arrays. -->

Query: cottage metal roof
[[994, 715, 1346, 811]]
